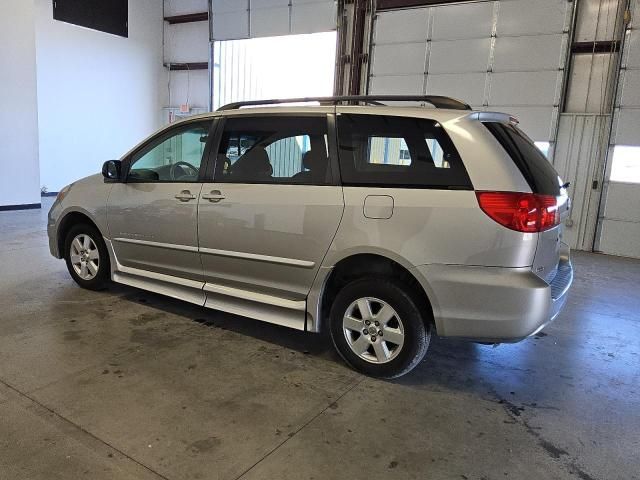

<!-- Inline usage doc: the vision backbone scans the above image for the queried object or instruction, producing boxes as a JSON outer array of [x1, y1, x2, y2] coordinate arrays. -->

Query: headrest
[[302, 149, 326, 172], [233, 146, 272, 177]]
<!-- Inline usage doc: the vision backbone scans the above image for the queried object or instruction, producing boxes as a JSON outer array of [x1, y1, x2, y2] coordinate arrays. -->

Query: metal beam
[[571, 41, 621, 55], [377, 0, 470, 11], [164, 12, 208, 24], [164, 62, 209, 71], [349, 0, 369, 95]]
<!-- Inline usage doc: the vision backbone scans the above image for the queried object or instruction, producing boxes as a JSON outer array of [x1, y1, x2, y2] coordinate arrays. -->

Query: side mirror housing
[[102, 160, 122, 182]]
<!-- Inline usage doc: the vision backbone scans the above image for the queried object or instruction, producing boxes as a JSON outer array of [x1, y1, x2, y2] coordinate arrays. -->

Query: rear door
[[333, 111, 481, 265], [484, 122, 570, 282], [197, 113, 344, 324]]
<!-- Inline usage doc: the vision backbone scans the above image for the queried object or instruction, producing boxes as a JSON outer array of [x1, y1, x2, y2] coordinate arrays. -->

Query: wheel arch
[[313, 252, 436, 334], [56, 210, 104, 257]]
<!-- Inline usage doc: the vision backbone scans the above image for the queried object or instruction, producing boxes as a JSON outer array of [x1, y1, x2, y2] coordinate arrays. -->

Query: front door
[[107, 120, 213, 282], [197, 114, 344, 307]]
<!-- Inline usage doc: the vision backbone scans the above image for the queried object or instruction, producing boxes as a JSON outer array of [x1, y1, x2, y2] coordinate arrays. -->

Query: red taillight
[[476, 191, 559, 233]]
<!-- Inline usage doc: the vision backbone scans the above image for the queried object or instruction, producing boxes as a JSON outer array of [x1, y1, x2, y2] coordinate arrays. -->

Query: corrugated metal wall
[[554, 114, 610, 251], [266, 136, 308, 177], [368, 137, 410, 164], [212, 39, 265, 111], [551, 0, 626, 253]]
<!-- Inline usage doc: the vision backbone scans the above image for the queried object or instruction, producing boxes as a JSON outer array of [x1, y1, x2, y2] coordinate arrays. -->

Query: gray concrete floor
[[1, 199, 638, 480]]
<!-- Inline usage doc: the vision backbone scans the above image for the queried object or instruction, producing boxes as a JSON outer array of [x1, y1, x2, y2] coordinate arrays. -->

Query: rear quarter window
[[484, 122, 562, 196], [336, 114, 472, 189]]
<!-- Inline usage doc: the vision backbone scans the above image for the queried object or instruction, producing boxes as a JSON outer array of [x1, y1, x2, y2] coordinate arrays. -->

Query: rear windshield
[[337, 114, 472, 189], [484, 122, 561, 196]]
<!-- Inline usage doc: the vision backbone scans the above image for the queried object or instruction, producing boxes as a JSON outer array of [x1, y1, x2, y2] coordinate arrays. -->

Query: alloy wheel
[[342, 297, 405, 364], [69, 234, 100, 280]]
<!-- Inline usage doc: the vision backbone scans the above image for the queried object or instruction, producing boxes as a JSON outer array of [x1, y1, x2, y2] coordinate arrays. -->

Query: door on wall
[[208, 0, 338, 111], [595, 0, 640, 258], [368, 0, 574, 151]]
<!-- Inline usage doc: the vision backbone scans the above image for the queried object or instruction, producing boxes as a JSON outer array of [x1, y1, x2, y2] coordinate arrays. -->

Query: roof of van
[[216, 95, 473, 111], [172, 104, 515, 126], [175, 95, 517, 124]]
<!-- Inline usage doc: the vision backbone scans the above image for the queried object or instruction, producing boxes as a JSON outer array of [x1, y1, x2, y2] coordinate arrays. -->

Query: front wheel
[[64, 224, 110, 290], [329, 277, 431, 379]]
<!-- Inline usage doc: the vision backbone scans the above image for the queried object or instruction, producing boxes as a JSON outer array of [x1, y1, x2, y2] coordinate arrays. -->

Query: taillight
[[476, 191, 559, 233]]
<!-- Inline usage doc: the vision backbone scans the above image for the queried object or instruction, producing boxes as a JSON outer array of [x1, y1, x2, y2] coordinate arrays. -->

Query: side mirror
[[102, 160, 122, 182]]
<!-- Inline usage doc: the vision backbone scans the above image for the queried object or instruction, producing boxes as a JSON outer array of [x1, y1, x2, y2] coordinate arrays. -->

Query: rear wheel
[[329, 277, 430, 378], [64, 224, 110, 290]]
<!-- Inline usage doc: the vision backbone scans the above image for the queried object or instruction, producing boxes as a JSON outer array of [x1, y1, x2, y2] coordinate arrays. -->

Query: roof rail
[[216, 95, 472, 112]]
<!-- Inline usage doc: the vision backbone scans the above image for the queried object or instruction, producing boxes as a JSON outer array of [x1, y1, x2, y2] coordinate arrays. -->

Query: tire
[[63, 223, 111, 291], [329, 276, 431, 379]]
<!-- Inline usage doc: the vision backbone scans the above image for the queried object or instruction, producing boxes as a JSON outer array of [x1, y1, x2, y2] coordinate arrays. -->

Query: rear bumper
[[548, 255, 573, 322], [412, 254, 573, 342]]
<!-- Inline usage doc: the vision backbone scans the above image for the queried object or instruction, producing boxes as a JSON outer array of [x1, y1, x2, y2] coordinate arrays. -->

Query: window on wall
[[216, 116, 330, 185], [367, 137, 412, 165], [337, 115, 471, 188], [53, 0, 128, 38], [212, 32, 336, 111], [610, 146, 640, 184], [535, 142, 551, 158]]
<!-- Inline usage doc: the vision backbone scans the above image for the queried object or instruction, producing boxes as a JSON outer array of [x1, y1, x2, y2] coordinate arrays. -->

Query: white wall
[[35, 0, 165, 192], [162, 0, 338, 123], [0, 0, 41, 207]]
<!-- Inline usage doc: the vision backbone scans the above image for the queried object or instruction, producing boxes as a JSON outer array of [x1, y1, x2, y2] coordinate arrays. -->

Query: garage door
[[368, 0, 574, 144], [597, 0, 640, 258], [211, 0, 336, 40]]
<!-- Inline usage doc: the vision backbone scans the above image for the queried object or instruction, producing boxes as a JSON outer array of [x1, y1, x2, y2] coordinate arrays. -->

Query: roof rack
[[217, 95, 472, 112]]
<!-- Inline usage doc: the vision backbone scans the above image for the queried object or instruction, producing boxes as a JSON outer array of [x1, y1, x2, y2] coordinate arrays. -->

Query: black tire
[[63, 223, 111, 291], [329, 276, 431, 379]]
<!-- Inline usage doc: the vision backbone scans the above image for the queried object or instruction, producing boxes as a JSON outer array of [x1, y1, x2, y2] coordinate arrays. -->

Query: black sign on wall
[[52, 0, 128, 38]]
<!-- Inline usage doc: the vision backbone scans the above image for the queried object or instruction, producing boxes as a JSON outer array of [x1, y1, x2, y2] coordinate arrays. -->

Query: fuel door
[[363, 195, 394, 219]]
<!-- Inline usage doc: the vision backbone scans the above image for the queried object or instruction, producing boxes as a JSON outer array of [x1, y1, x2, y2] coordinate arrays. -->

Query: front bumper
[[412, 255, 573, 342], [47, 199, 63, 258], [47, 222, 59, 258]]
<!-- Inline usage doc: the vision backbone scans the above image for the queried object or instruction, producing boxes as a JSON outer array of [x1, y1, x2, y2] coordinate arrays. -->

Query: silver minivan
[[47, 96, 573, 378]]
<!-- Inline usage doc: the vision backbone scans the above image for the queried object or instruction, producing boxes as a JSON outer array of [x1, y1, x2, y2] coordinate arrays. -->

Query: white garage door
[[211, 0, 336, 40], [369, 0, 574, 144], [597, 0, 640, 258]]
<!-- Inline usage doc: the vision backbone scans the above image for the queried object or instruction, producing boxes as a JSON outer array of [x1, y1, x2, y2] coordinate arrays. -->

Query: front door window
[[128, 122, 211, 182]]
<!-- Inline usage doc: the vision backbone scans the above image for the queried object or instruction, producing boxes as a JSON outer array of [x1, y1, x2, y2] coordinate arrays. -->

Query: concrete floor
[[1, 199, 638, 480]]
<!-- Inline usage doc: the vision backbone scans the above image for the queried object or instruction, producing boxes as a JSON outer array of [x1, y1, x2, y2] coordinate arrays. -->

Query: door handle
[[175, 190, 196, 202], [201, 190, 225, 203]]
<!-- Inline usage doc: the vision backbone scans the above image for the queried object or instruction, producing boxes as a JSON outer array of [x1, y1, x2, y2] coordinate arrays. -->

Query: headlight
[[56, 184, 72, 202]]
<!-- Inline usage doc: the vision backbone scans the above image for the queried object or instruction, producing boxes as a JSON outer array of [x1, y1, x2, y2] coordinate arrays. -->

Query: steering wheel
[[170, 161, 198, 180]]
